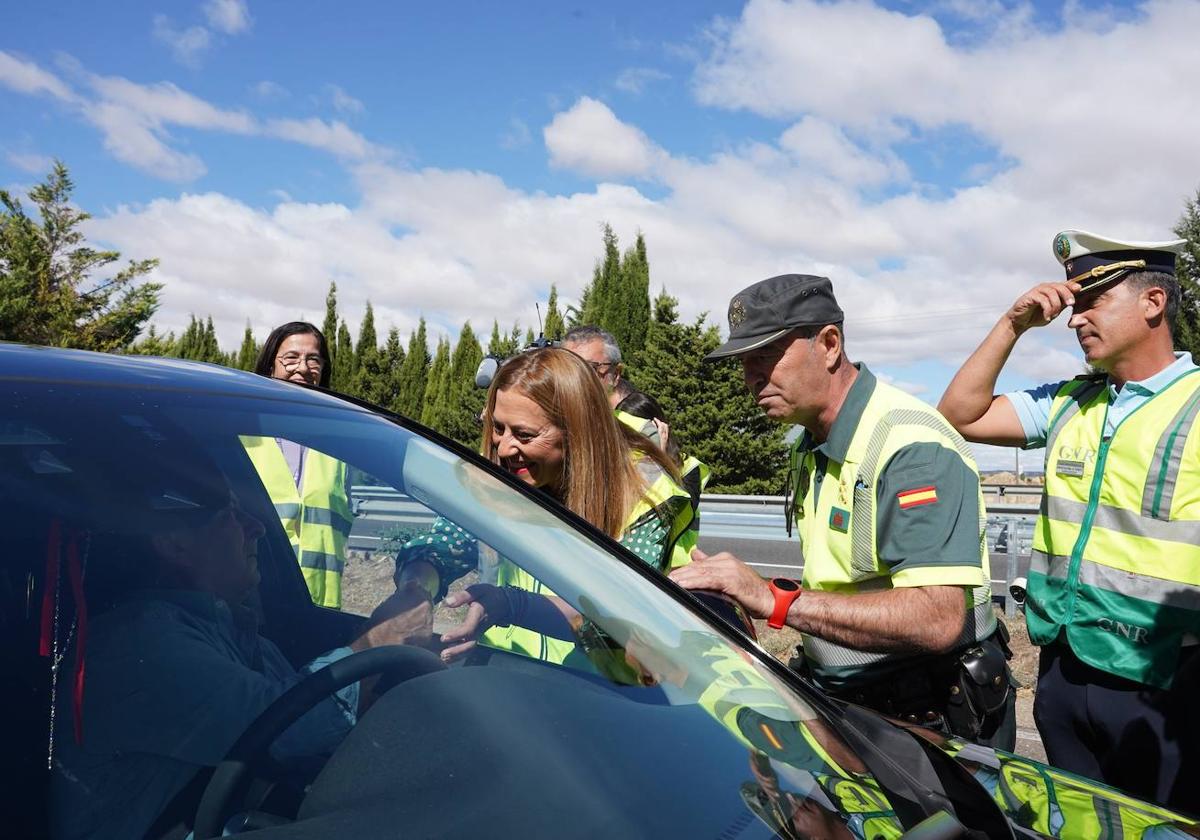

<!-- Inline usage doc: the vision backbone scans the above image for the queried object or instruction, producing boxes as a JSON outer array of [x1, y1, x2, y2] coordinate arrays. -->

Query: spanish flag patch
[[897, 486, 938, 509]]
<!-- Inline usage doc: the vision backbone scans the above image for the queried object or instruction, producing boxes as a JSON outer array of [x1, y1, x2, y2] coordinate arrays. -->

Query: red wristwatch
[[767, 578, 802, 629]]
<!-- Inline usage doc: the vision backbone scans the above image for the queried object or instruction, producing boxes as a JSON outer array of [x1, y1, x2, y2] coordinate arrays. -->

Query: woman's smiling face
[[490, 388, 566, 493]]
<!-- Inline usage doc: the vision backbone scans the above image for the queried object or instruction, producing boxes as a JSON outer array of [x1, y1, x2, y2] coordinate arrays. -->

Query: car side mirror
[[1009, 576, 1027, 608]]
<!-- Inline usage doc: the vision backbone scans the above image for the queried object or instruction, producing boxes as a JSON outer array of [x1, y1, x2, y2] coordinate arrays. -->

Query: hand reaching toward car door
[[350, 581, 435, 653]]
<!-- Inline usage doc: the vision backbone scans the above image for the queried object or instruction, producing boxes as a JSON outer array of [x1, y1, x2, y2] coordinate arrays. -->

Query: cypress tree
[[544, 285, 565, 341], [622, 232, 651, 360], [353, 303, 393, 404], [596, 224, 621, 327], [420, 337, 452, 430], [128, 324, 176, 356], [333, 319, 355, 392], [235, 323, 257, 370], [487, 319, 521, 357], [202, 316, 222, 363], [395, 318, 430, 419], [380, 326, 406, 412], [174, 315, 203, 360], [323, 281, 339, 373], [1173, 188, 1200, 358], [638, 291, 789, 494], [444, 322, 485, 447]]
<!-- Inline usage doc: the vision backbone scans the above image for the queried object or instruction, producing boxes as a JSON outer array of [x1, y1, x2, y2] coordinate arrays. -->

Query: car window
[[6, 376, 908, 839]]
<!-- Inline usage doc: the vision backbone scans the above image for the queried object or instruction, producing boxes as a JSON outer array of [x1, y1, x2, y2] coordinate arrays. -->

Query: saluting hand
[[669, 548, 774, 619], [1006, 281, 1082, 333]]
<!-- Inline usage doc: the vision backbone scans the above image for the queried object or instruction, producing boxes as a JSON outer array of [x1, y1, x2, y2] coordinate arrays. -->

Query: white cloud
[[87, 75, 256, 133], [4, 150, 55, 174], [0, 50, 77, 101], [615, 67, 670, 95], [325, 84, 365, 115], [204, 0, 252, 34], [0, 53, 389, 180], [778, 116, 907, 187], [20, 0, 1198, 405], [692, 0, 1200, 220], [85, 101, 208, 182], [875, 372, 929, 396], [265, 117, 382, 160], [152, 15, 212, 68], [543, 97, 662, 179]]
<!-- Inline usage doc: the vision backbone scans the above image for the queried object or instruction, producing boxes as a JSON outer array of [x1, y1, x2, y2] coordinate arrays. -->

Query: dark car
[[5, 345, 1196, 839]]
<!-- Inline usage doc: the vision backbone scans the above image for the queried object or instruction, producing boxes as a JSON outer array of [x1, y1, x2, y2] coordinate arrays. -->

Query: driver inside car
[[50, 449, 433, 840]]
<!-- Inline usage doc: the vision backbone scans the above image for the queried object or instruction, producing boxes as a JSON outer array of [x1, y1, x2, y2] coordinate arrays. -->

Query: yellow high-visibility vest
[[615, 409, 710, 568], [242, 436, 352, 609], [790, 376, 994, 685], [1028, 369, 1200, 687]]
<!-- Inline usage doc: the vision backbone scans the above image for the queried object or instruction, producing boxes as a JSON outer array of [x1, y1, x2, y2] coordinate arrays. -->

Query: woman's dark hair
[[615, 391, 682, 466], [254, 321, 332, 388]]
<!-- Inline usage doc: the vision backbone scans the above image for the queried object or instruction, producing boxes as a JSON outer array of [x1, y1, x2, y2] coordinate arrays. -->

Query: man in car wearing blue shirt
[[51, 454, 432, 840], [938, 230, 1199, 809]]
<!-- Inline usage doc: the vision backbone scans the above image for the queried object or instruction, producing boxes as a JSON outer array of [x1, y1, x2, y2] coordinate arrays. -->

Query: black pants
[[1034, 643, 1200, 813]]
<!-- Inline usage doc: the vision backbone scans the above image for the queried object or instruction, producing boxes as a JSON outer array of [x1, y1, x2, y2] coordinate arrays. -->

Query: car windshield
[[7, 368, 913, 839]]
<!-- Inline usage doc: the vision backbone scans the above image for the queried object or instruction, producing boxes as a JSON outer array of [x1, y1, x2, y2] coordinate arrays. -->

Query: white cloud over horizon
[[5, 0, 1198, 405]]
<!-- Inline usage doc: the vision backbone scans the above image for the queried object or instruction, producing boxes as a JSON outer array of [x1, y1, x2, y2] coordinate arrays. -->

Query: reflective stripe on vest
[[793, 379, 994, 682], [1029, 370, 1200, 687], [241, 436, 351, 609]]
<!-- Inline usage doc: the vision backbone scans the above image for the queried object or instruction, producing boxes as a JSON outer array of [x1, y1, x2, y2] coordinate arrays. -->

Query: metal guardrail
[[349, 486, 1042, 615]]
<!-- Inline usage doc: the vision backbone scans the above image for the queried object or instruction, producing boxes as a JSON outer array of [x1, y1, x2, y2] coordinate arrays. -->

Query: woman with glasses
[[396, 348, 695, 674], [254, 321, 332, 388], [245, 322, 352, 608]]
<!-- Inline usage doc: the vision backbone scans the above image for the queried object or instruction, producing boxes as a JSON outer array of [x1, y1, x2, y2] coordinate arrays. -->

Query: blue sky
[[4, 0, 1199, 468]]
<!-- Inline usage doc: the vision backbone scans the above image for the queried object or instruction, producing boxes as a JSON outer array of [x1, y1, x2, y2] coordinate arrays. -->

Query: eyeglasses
[[588, 361, 616, 374], [277, 353, 325, 369]]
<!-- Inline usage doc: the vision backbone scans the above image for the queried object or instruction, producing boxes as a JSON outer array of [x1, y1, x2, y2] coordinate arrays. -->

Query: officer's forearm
[[782, 585, 967, 654], [938, 316, 1021, 428]]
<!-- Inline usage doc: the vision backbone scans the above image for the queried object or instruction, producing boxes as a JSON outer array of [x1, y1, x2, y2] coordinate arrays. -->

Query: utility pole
[[1014, 447, 1020, 482]]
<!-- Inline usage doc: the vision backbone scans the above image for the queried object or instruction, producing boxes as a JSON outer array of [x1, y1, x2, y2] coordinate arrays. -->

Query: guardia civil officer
[[939, 231, 1198, 808], [671, 274, 1016, 748]]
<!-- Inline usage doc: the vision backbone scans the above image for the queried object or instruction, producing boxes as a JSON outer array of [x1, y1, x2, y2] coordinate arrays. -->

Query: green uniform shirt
[[795, 365, 986, 590]]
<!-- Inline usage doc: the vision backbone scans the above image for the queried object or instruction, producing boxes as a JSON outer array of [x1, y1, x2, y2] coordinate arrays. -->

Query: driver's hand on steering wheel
[[438, 589, 489, 663], [350, 581, 434, 653]]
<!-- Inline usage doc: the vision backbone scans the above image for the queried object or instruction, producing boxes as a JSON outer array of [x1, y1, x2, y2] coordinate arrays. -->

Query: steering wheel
[[193, 645, 446, 839]]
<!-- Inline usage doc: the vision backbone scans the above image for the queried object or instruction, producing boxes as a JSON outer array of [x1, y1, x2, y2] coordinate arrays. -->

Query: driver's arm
[[82, 607, 359, 768]]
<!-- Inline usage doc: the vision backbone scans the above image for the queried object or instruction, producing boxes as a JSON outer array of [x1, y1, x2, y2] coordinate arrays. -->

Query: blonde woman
[[396, 347, 693, 665]]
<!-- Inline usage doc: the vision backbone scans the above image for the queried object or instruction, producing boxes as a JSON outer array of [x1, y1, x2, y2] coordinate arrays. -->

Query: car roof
[[0, 343, 365, 411]]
